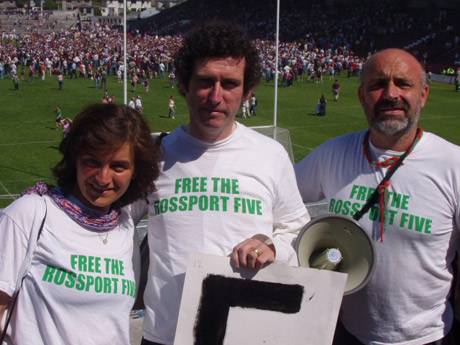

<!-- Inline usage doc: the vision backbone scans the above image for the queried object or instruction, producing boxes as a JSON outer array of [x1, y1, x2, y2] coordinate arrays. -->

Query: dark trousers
[[333, 320, 458, 345], [140, 338, 164, 345]]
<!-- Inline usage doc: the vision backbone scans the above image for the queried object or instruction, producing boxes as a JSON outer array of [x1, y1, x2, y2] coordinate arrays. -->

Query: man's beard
[[369, 99, 420, 137]]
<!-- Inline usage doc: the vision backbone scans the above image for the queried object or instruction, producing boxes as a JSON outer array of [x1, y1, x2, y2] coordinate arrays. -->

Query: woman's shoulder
[[3, 193, 44, 211], [2, 194, 47, 230]]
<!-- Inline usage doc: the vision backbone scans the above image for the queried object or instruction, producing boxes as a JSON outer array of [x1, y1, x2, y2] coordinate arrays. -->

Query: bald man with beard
[[295, 49, 460, 345]]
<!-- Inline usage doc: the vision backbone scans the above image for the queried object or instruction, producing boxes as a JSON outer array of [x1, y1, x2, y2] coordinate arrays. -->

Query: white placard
[[174, 253, 347, 345]]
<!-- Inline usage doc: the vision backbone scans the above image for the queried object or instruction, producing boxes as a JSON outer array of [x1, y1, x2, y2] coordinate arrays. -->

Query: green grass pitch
[[1, 73, 459, 207]]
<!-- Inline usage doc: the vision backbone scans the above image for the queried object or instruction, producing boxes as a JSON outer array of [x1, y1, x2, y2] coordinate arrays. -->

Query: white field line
[[0, 140, 57, 146], [0, 181, 14, 198], [292, 142, 314, 151]]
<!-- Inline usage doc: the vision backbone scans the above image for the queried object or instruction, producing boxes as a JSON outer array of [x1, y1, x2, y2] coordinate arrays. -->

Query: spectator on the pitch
[[128, 97, 136, 110], [143, 78, 150, 93], [316, 94, 327, 116], [250, 93, 257, 116], [135, 95, 143, 113], [11, 71, 19, 90], [168, 70, 176, 88], [57, 71, 64, 90], [332, 79, 340, 101], [0, 60, 4, 79], [167, 95, 176, 119], [242, 98, 250, 118]]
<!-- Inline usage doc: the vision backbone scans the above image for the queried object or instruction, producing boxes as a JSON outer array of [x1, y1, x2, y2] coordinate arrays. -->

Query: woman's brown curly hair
[[52, 103, 160, 208]]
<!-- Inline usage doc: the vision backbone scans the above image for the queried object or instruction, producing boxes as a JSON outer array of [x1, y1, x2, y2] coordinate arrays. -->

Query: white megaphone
[[295, 215, 375, 295]]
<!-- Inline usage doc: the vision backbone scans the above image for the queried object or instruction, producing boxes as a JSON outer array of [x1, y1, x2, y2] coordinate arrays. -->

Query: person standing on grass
[[168, 71, 176, 88], [11, 71, 19, 90], [144, 78, 150, 93], [57, 71, 64, 90], [242, 98, 250, 118], [0, 60, 4, 80], [133, 21, 309, 345], [128, 97, 136, 110], [0, 103, 160, 345], [295, 48, 460, 345], [250, 93, 257, 116], [135, 95, 143, 113], [27, 64, 34, 84], [332, 79, 340, 101], [316, 94, 327, 116], [168, 95, 176, 119]]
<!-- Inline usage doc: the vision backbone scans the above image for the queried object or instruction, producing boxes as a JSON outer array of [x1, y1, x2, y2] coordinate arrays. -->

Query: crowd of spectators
[[0, 19, 365, 91], [0, 0, 458, 87], [134, 0, 459, 71], [0, 23, 182, 89]]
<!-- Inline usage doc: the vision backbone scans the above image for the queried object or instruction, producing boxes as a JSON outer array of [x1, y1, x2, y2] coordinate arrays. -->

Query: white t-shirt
[[295, 130, 460, 345], [0, 194, 137, 345], [139, 123, 310, 344]]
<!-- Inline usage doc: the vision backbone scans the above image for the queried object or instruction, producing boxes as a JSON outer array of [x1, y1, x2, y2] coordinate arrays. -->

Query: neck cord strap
[[352, 128, 423, 241]]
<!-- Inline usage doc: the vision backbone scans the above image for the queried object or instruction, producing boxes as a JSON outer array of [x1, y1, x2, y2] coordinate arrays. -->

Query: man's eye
[[223, 83, 238, 89], [368, 84, 383, 91], [396, 81, 412, 88], [197, 78, 213, 86]]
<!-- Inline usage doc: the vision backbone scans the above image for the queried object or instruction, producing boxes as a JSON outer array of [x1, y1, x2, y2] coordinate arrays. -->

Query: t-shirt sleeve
[[0, 198, 35, 296], [272, 153, 310, 266], [455, 181, 460, 239], [294, 146, 327, 203], [128, 198, 148, 225]]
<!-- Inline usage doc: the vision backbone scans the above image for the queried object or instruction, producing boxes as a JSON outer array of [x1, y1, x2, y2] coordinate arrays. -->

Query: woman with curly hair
[[0, 103, 160, 345]]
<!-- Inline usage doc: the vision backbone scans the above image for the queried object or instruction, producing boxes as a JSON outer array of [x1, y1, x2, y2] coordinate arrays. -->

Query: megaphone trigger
[[295, 215, 375, 295]]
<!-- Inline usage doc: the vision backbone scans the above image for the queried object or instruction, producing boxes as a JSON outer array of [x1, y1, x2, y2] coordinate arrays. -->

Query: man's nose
[[209, 83, 222, 104], [383, 82, 399, 99]]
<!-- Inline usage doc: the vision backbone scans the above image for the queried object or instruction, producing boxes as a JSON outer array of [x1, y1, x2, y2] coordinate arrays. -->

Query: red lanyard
[[353, 128, 423, 242]]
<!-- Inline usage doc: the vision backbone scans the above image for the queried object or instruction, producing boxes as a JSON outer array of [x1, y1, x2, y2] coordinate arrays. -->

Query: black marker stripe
[[194, 274, 303, 345]]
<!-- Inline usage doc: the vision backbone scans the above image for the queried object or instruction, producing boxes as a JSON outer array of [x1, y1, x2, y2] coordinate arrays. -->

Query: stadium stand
[[0, 0, 458, 82]]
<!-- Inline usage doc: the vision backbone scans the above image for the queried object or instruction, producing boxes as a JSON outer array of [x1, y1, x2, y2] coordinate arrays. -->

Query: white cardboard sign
[[174, 253, 347, 345]]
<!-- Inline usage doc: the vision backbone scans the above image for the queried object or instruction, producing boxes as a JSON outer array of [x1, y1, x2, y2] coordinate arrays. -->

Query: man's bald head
[[361, 49, 427, 87]]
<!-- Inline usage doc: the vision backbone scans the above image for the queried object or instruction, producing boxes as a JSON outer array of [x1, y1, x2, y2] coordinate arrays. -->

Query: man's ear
[[420, 84, 429, 109]]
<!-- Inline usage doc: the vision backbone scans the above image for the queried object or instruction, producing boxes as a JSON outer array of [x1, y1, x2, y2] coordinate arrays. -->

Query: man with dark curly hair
[[136, 22, 309, 345]]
